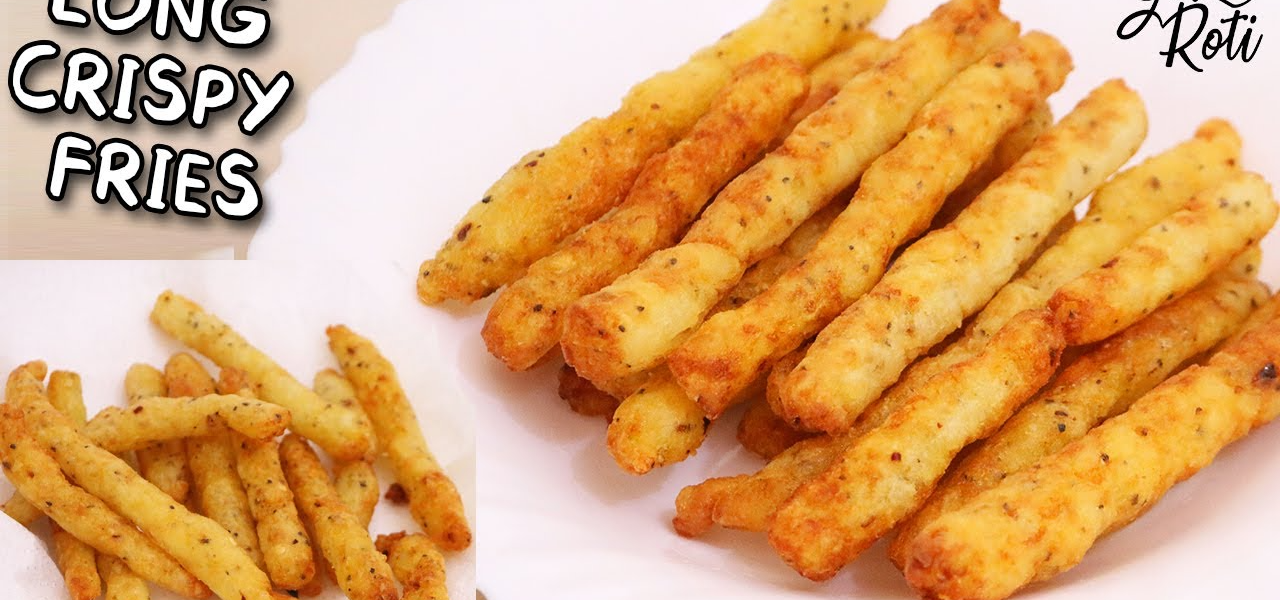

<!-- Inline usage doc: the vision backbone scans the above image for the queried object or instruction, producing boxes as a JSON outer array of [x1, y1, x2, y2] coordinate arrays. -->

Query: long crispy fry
[[327, 327, 472, 551], [778, 33, 890, 140], [82, 393, 290, 452], [2, 365, 210, 598], [376, 532, 449, 600], [98, 554, 150, 600], [769, 309, 1065, 580], [417, 0, 888, 304], [483, 53, 809, 370], [217, 366, 317, 591], [46, 371, 104, 600], [124, 364, 190, 503], [166, 354, 266, 572], [737, 395, 816, 459], [1, 359, 46, 529], [281, 434, 398, 600], [671, 32, 1071, 417], [151, 291, 373, 461], [333, 459, 380, 528], [4, 369, 94, 531], [561, 0, 1019, 387], [606, 368, 710, 474], [1052, 171, 1278, 345], [889, 274, 1269, 569], [903, 302, 1280, 600], [860, 119, 1244, 447], [783, 80, 1147, 433]]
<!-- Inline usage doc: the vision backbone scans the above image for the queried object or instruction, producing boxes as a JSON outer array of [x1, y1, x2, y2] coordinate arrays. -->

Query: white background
[[248, 1, 1280, 599]]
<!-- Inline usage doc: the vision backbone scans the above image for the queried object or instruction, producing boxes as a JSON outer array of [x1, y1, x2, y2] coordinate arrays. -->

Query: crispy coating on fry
[[483, 53, 809, 370], [870, 119, 1244, 445], [769, 309, 1065, 580], [889, 275, 1269, 569], [52, 524, 102, 600], [3, 365, 216, 598], [671, 33, 1070, 418], [376, 532, 449, 600], [166, 354, 267, 572], [327, 327, 472, 551], [281, 434, 398, 600], [81, 392, 290, 452], [778, 32, 890, 140], [563, 243, 745, 385], [606, 369, 710, 474], [737, 395, 816, 459], [417, 0, 889, 305], [334, 459, 380, 528], [151, 291, 373, 461], [1052, 172, 1278, 345], [124, 364, 191, 503], [784, 80, 1148, 433], [903, 304, 1280, 600], [3, 369, 92, 531], [97, 554, 149, 600], [1, 361, 49, 528], [557, 365, 620, 419]]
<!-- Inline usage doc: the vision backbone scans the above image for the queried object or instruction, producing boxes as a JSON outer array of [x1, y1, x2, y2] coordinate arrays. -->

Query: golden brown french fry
[[376, 532, 449, 600], [82, 393, 289, 452], [124, 364, 191, 503], [671, 32, 1071, 418], [151, 291, 373, 461], [561, 0, 1019, 387], [51, 524, 102, 600], [334, 460, 380, 529], [483, 53, 809, 370], [1, 360, 47, 529], [783, 80, 1147, 433], [861, 119, 1245, 448], [903, 301, 1280, 600], [777, 32, 890, 140], [3, 370, 94, 531], [327, 327, 472, 551], [606, 369, 710, 474], [1052, 171, 1278, 345], [889, 274, 1270, 569], [166, 354, 266, 572], [769, 309, 1065, 580], [97, 554, 150, 600], [737, 395, 816, 459], [281, 434, 398, 600], [417, 0, 889, 305], [2, 365, 213, 598], [557, 365, 621, 419]]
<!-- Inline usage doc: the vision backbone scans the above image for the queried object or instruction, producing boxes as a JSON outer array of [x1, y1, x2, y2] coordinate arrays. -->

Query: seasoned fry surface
[[377, 532, 450, 600], [607, 369, 710, 474], [124, 363, 190, 503]]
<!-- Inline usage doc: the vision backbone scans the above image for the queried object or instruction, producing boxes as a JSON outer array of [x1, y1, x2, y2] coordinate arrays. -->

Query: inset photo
[[0, 261, 475, 599]]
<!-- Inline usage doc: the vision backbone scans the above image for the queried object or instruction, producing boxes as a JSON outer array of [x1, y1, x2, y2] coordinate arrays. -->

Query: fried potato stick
[[483, 53, 809, 370], [1, 360, 47, 529], [313, 369, 382, 529], [124, 363, 191, 503], [281, 434, 398, 600], [45, 371, 104, 600], [327, 326, 472, 551], [561, 0, 1020, 387], [166, 354, 267, 572], [737, 395, 816, 459], [557, 365, 621, 419], [903, 302, 1280, 600], [778, 32, 890, 141], [217, 370, 318, 592], [784, 80, 1147, 433], [860, 119, 1244, 447], [97, 554, 150, 600], [376, 532, 448, 600], [889, 274, 1269, 569], [151, 291, 373, 461], [417, 0, 888, 305], [769, 309, 1065, 580], [1052, 171, 1278, 345], [82, 393, 290, 452], [671, 32, 1071, 417]]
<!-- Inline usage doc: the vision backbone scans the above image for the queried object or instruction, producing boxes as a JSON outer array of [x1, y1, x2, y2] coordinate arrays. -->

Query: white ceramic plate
[[250, 0, 1280, 598], [0, 261, 476, 599]]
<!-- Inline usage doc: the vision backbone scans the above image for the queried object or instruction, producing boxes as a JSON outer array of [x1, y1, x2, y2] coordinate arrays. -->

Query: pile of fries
[[1, 291, 469, 600], [418, 0, 1280, 597]]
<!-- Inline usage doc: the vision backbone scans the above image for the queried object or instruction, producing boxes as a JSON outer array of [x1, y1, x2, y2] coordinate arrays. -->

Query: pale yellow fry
[[889, 274, 1269, 568], [769, 309, 1065, 580], [150, 291, 373, 461], [784, 80, 1148, 433], [865, 119, 1244, 446], [125, 364, 190, 503], [81, 393, 289, 453], [47, 372, 105, 600], [98, 554, 150, 600], [333, 459, 380, 529], [606, 369, 711, 475], [417, 0, 888, 304], [281, 434, 398, 600], [562, 0, 1018, 389], [903, 301, 1280, 600], [327, 327, 472, 551], [671, 32, 1072, 417], [1, 360, 48, 528], [1053, 171, 1278, 345], [778, 32, 890, 141], [376, 532, 449, 600], [165, 354, 266, 572], [3, 369, 92, 529], [482, 53, 809, 371]]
